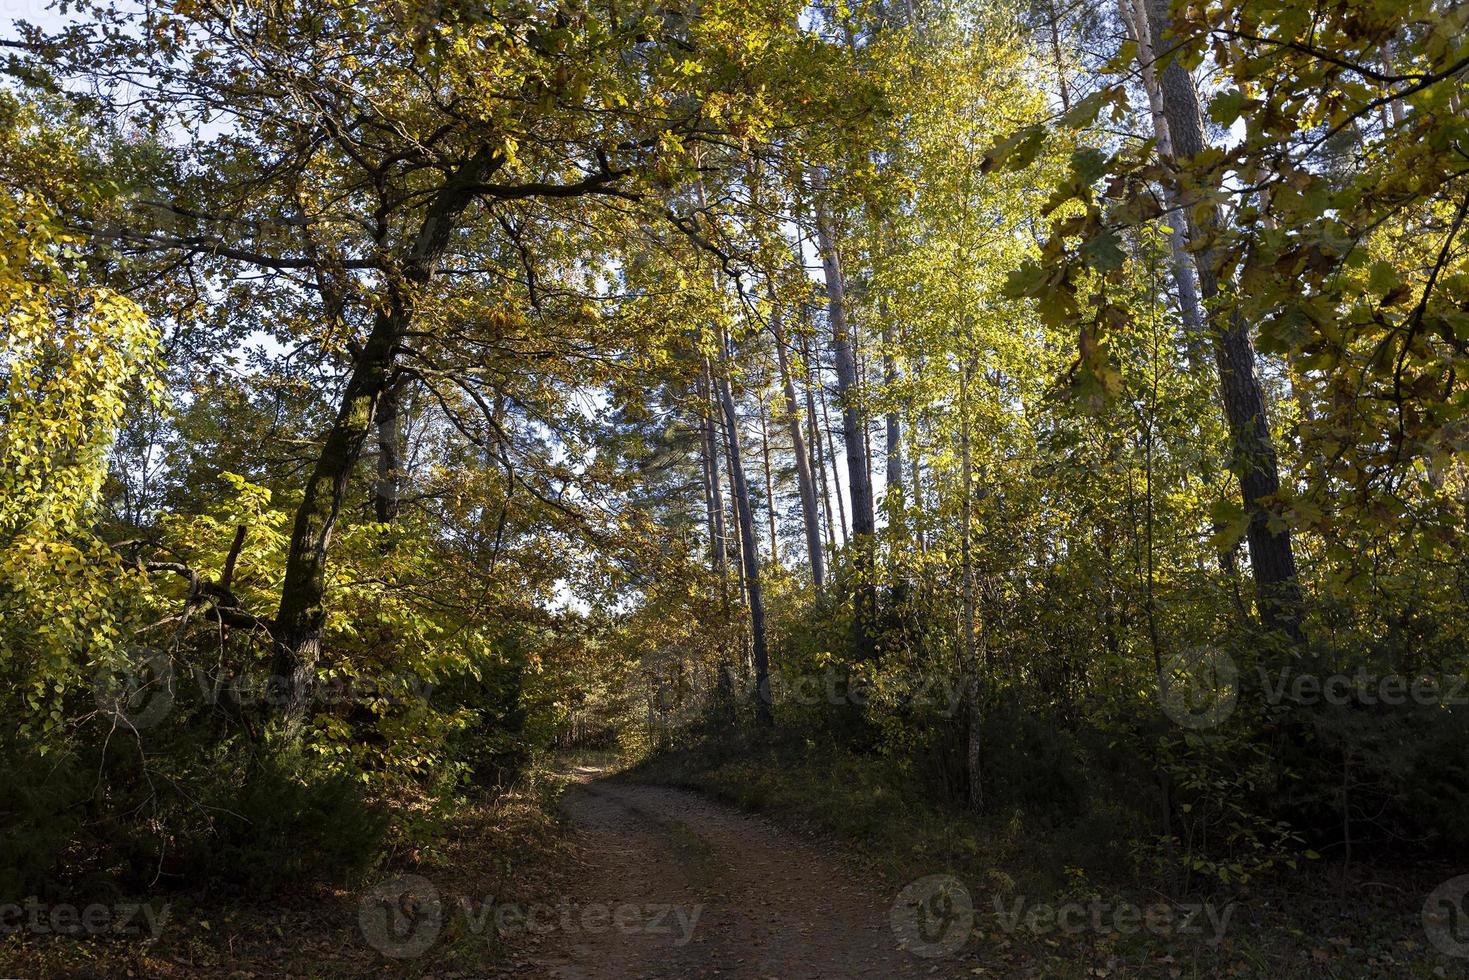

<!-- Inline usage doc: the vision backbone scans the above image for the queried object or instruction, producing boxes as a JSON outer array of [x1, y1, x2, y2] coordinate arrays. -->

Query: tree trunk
[[698, 362, 736, 717], [909, 348, 929, 553], [862, 351, 876, 509], [715, 332, 773, 726], [960, 356, 982, 813], [804, 337, 838, 550], [719, 391, 747, 609], [699, 360, 730, 579], [1047, 0, 1072, 111], [810, 167, 878, 656], [270, 146, 502, 727], [808, 328, 849, 545], [911, 426, 926, 553], [755, 378, 780, 563], [1119, 0, 1208, 367], [373, 377, 406, 523], [771, 299, 826, 589], [882, 315, 903, 502], [271, 308, 398, 727], [699, 396, 717, 558], [1140, 0, 1306, 641]]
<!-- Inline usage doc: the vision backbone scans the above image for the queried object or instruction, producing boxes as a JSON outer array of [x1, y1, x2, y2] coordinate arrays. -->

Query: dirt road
[[510, 768, 969, 980]]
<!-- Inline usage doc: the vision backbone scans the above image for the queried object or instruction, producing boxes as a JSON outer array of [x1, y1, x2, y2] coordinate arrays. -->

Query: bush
[[977, 699, 1090, 824], [0, 744, 91, 902], [187, 751, 389, 894]]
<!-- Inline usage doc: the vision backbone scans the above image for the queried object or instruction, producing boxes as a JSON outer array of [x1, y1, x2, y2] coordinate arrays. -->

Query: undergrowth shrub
[[187, 750, 389, 894]]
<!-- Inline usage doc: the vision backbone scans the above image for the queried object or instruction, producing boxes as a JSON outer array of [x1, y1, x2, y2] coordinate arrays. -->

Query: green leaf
[[1080, 230, 1126, 273], [1057, 86, 1121, 130], [981, 125, 1045, 174], [1002, 259, 1049, 299], [1208, 89, 1252, 127], [1209, 498, 1249, 550], [1069, 147, 1109, 186]]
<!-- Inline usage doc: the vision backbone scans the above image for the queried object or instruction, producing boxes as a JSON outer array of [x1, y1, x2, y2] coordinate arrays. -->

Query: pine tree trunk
[[755, 379, 779, 563], [715, 333, 773, 725], [810, 168, 878, 656], [1139, 0, 1305, 642], [771, 300, 826, 588]]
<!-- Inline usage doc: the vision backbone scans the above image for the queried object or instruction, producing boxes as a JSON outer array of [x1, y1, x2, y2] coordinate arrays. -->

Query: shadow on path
[[508, 766, 962, 979]]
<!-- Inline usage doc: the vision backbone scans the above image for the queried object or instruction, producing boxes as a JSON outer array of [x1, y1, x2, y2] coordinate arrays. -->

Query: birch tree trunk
[[1118, 0, 1207, 366], [699, 360, 730, 579], [960, 356, 982, 813], [699, 358, 737, 710], [755, 378, 779, 563], [810, 330, 850, 544], [802, 330, 839, 550], [882, 316, 903, 501]]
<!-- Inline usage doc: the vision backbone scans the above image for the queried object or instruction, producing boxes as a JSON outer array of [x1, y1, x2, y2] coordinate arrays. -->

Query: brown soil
[[507, 766, 964, 980]]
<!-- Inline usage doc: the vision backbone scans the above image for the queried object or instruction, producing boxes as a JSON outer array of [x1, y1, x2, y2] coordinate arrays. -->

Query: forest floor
[[0, 761, 586, 979], [630, 742, 1469, 980], [0, 759, 965, 979], [502, 764, 956, 979], [4, 752, 1467, 978]]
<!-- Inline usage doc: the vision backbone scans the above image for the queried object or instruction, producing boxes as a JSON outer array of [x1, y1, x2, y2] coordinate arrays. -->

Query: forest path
[[509, 766, 964, 980]]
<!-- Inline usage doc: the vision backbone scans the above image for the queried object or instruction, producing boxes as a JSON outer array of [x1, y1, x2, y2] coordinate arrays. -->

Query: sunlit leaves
[[0, 98, 163, 735]]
